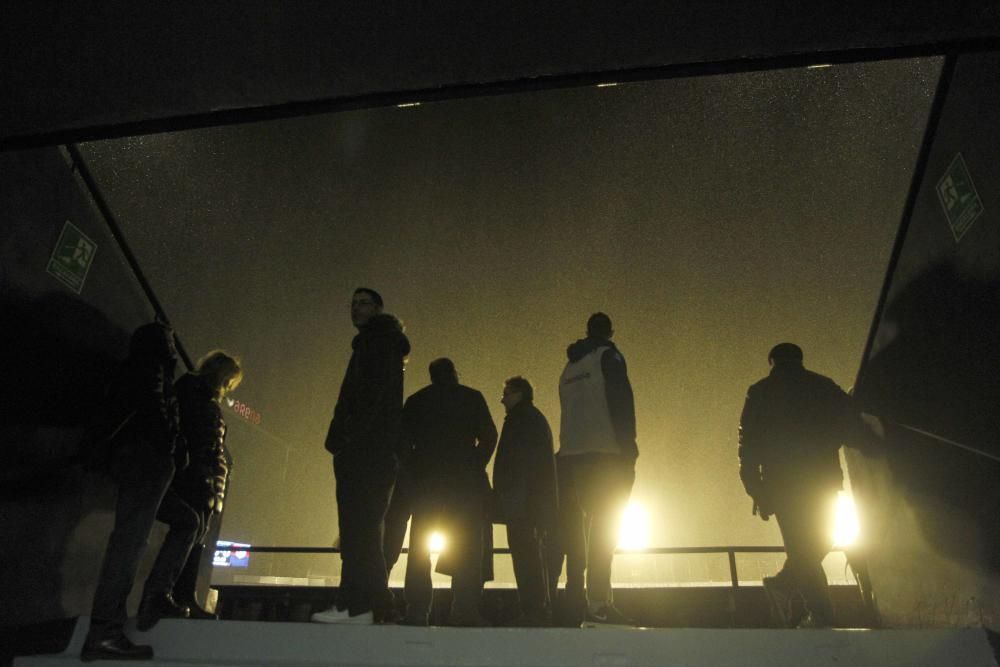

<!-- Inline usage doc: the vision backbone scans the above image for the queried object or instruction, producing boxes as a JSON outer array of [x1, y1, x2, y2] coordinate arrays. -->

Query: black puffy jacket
[[172, 373, 229, 512]]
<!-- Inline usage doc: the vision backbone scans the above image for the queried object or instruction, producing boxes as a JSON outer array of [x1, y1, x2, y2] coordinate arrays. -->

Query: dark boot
[[81, 633, 153, 662], [556, 587, 587, 627], [763, 575, 806, 628], [400, 611, 429, 626], [136, 592, 190, 631], [188, 603, 219, 620], [448, 610, 490, 627], [172, 544, 218, 620], [504, 608, 552, 627], [448, 602, 491, 627]]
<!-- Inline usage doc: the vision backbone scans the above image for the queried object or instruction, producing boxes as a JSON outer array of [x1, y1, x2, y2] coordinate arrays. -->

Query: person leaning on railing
[[135, 350, 243, 631]]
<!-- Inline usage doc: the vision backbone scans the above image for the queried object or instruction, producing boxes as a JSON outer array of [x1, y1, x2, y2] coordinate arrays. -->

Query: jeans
[[334, 453, 396, 616], [142, 489, 210, 597], [556, 454, 634, 608], [89, 447, 174, 638], [774, 489, 837, 622], [507, 522, 550, 614]]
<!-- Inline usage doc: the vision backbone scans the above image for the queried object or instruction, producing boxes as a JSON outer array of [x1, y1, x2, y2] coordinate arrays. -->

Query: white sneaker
[[310, 606, 374, 624]]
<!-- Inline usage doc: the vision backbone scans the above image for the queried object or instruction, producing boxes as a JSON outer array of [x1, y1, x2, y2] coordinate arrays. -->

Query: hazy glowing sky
[[81, 56, 939, 551]]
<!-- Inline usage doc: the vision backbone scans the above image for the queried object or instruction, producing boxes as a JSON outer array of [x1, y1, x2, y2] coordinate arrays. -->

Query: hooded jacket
[[325, 313, 411, 460], [558, 336, 638, 461]]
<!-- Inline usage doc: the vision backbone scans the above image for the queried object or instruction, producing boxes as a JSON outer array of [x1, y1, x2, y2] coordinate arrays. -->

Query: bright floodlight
[[832, 492, 860, 548], [428, 531, 446, 554], [617, 501, 650, 550]]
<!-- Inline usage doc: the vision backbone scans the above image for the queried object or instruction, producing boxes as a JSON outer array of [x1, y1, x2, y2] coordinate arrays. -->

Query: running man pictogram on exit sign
[[936, 153, 985, 242], [47, 220, 97, 293]]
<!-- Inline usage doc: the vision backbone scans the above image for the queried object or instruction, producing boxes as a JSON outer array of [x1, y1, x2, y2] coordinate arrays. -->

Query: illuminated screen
[[214, 540, 251, 568]]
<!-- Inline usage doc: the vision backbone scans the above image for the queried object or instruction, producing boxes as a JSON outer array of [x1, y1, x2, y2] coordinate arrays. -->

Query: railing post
[[727, 549, 740, 627]]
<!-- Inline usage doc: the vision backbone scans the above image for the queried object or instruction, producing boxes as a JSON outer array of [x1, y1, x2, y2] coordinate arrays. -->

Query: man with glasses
[[494, 376, 558, 626]]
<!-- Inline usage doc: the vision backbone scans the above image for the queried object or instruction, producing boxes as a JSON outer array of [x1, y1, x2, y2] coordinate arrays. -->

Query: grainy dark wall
[[0, 147, 154, 626], [851, 51, 1000, 628], [3, 2, 1000, 145]]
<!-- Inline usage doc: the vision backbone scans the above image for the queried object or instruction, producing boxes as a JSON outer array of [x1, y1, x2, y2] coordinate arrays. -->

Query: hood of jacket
[[354, 312, 411, 356], [566, 336, 617, 363], [129, 322, 176, 361]]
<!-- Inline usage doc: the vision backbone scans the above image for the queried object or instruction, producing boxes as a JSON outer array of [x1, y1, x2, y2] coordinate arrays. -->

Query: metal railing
[[233, 545, 808, 589]]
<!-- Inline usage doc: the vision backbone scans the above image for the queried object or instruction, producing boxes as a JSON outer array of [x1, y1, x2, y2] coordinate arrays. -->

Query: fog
[[79, 57, 939, 562]]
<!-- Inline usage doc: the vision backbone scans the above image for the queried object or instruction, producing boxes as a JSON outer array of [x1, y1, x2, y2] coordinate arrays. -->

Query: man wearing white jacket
[[555, 312, 637, 625]]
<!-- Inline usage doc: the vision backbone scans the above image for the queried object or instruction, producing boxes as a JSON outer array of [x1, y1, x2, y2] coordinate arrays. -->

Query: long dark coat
[[493, 400, 558, 532], [402, 382, 498, 579]]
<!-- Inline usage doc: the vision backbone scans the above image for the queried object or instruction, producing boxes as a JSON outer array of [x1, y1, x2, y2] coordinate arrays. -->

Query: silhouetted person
[[555, 312, 637, 625], [137, 350, 243, 630], [82, 322, 184, 662], [400, 358, 497, 626], [739, 342, 858, 628], [494, 376, 558, 626], [313, 288, 410, 624]]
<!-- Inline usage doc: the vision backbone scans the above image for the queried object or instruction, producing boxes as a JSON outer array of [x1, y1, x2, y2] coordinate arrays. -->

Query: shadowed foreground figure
[[137, 350, 243, 631], [313, 288, 410, 625], [739, 342, 865, 628], [401, 358, 497, 626], [82, 322, 183, 662]]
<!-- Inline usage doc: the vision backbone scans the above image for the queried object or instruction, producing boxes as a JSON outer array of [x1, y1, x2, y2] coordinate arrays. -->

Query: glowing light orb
[[428, 531, 446, 554], [617, 501, 650, 550], [832, 492, 860, 547]]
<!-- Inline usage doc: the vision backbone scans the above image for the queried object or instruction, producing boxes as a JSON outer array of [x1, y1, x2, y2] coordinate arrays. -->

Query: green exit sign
[[47, 220, 97, 293], [936, 153, 985, 242]]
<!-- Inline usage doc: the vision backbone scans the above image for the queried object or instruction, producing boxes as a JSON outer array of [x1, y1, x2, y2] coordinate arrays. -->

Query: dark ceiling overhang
[[3, 2, 1000, 149]]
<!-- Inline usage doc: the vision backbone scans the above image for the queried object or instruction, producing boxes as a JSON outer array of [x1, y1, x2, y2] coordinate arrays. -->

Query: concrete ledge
[[15, 617, 999, 666]]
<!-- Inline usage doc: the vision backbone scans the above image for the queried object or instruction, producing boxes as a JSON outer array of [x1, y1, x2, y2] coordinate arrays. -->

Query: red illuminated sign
[[227, 399, 262, 425]]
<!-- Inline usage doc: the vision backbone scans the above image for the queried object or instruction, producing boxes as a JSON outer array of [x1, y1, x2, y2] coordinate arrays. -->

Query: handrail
[[64, 143, 194, 371], [220, 544, 844, 590], [237, 545, 787, 555], [894, 422, 1000, 464]]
